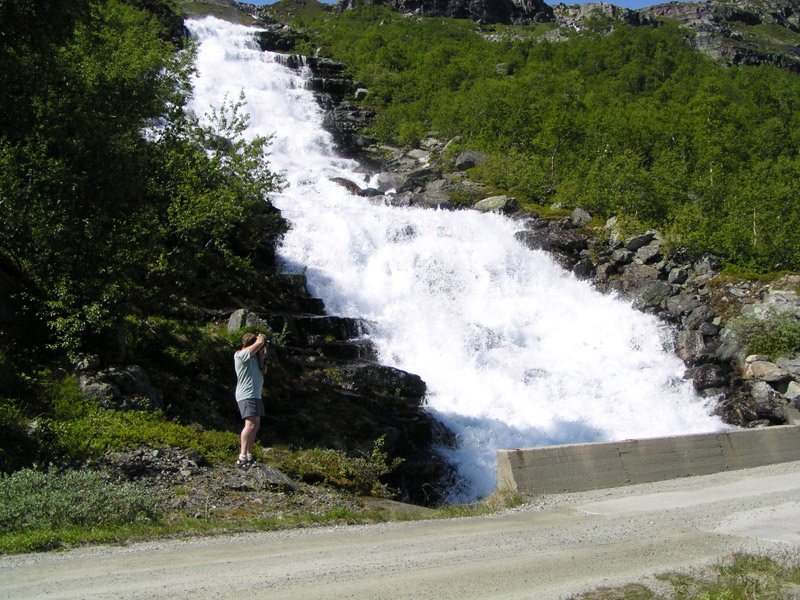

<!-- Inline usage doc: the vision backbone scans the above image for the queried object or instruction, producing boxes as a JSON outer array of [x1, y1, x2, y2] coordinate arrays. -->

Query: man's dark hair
[[241, 333, 257, 348]]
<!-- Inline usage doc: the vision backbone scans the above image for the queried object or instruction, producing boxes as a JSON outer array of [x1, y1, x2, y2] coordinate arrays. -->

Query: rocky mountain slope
[[241, 0, 800, 72]]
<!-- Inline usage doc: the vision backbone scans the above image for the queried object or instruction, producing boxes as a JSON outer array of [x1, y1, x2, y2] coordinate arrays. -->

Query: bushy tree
[[0, 0, 283, 354]]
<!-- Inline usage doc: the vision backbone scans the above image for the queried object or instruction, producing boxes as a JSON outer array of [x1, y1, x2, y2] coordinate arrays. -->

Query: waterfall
[[186, 17, 726, 500]]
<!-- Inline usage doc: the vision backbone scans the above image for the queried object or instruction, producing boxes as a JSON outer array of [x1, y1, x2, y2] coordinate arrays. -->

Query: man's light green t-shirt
[[234, 348, 263, 402]]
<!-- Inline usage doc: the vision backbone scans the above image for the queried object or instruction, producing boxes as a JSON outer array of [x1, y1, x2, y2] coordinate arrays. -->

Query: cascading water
[[186, 17, 727, 500]]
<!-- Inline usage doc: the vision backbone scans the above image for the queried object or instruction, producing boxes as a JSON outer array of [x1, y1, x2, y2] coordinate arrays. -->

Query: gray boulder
[[455, 150, 488, 170], [473, 195, 519, 215], [228, 309, 272, 334], [79, 365, 164, 412], [744, 358, 792, 383], [677, 330, 705, 361], [690, 363, 728, 392], [570, 207, 592, 228], [624, 231, 656, 251], [776, 357, 800, 379], [374, 172, 407, 193]]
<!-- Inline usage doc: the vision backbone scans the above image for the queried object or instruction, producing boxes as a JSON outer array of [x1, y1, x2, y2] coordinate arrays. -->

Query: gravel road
[[4, 461, 800, 600]]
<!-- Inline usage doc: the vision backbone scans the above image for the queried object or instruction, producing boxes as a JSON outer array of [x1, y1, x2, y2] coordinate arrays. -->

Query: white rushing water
[[187, 17, 726, 500]]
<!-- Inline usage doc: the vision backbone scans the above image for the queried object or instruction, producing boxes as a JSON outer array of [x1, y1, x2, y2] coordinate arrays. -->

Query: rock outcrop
[[639, 0, 800, 72], [552, 0, 800, 73], [226, 307, 452, 505], [337, 0, 553, 24], [271, 54, 376, 157]]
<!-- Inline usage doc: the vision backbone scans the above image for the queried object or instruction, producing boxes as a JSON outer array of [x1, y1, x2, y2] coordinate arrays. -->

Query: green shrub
[[0, 400, 38, 474], [282, 436, 402, 497], [728, 311, 800, 360], [0, 466, 160, 534]]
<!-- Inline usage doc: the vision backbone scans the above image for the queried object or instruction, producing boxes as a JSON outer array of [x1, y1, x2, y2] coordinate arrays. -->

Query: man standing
[[234, 332, 268, 466]]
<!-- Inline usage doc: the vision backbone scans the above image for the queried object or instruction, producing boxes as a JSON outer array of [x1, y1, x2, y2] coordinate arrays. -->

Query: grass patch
[[436, 489, 526, 518], [0, 467, 160, 552], [571, 552, 800, 600], [27, 393, 242, 466]]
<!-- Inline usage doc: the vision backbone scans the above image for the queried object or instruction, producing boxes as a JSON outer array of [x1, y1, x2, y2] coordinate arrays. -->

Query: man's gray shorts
[[237, 397, 265, 419]]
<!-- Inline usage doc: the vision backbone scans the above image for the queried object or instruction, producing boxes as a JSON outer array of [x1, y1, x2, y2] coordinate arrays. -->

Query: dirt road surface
[[4, 461, 800, 600]]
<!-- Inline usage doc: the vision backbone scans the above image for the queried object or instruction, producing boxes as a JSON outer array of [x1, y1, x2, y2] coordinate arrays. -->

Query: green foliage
[[0, 367, 242, 471], [0, 466, 160, 534], [727, 311, 800, 360], [0, 0, 284, 355], [0, 400, 38, 474], [283, 436, 403, 497], [124, 317, 239, 427]]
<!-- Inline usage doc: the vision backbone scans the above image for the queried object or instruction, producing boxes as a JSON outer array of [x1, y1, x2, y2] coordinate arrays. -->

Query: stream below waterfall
[[186, 16, 726, 500]]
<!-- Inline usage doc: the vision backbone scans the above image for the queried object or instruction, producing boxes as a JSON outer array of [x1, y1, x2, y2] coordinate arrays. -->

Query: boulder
[[79, 365, 164, 412], [743, 359, 792, 383], [694, 255, 721, 276], [515, 227, 588, 253], [624, 231, 656, 251], [619, 263, 659, 294], [667, 267, 689, 285], [572, 257, 595, 280], [638, 282, 672, 310], [776, 357, 800, 379], [785, 381, 800, 403], [228, 309, 272, 334], [473, 195, 519, 215], [665, 294, 701, 319], [610, 248, 633, 266], [346, 363, 427, 399], [635, 242, 662, 264], [690, 363, 728, 392], [685, 305, 714, 330], [398, 167, 443, 192], [374, 173, 407, 193], [455, 150, 488, 170], [570, 207, 592, 228], [331, 177, 367, 196], [677, 330, 706, 361]]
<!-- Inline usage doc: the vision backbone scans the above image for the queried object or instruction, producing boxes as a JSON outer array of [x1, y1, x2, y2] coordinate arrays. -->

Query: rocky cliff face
[[637, 0, 800, 72], [336, 0, 553, 24]]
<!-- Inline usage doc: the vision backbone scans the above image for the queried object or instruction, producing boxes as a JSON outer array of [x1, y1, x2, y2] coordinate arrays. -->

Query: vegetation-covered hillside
[[271, 2, 800, 273]]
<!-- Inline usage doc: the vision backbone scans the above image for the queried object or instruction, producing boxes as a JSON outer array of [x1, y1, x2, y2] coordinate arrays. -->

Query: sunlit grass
[[571, 552, 800, 600]]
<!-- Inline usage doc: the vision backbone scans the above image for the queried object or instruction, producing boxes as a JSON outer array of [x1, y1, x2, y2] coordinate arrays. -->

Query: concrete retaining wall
[[497, 426, 800, 494]]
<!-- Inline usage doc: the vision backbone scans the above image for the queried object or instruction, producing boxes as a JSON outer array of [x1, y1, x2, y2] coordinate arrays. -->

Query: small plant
[[282, 436, 403, 497]]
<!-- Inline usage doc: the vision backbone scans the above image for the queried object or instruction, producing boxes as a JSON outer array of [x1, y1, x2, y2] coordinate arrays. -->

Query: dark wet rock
[[688, 363, 729, 392]]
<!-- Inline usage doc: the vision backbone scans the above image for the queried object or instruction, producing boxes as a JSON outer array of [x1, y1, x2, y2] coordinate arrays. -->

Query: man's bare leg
[[240, 416, 260, 459]]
